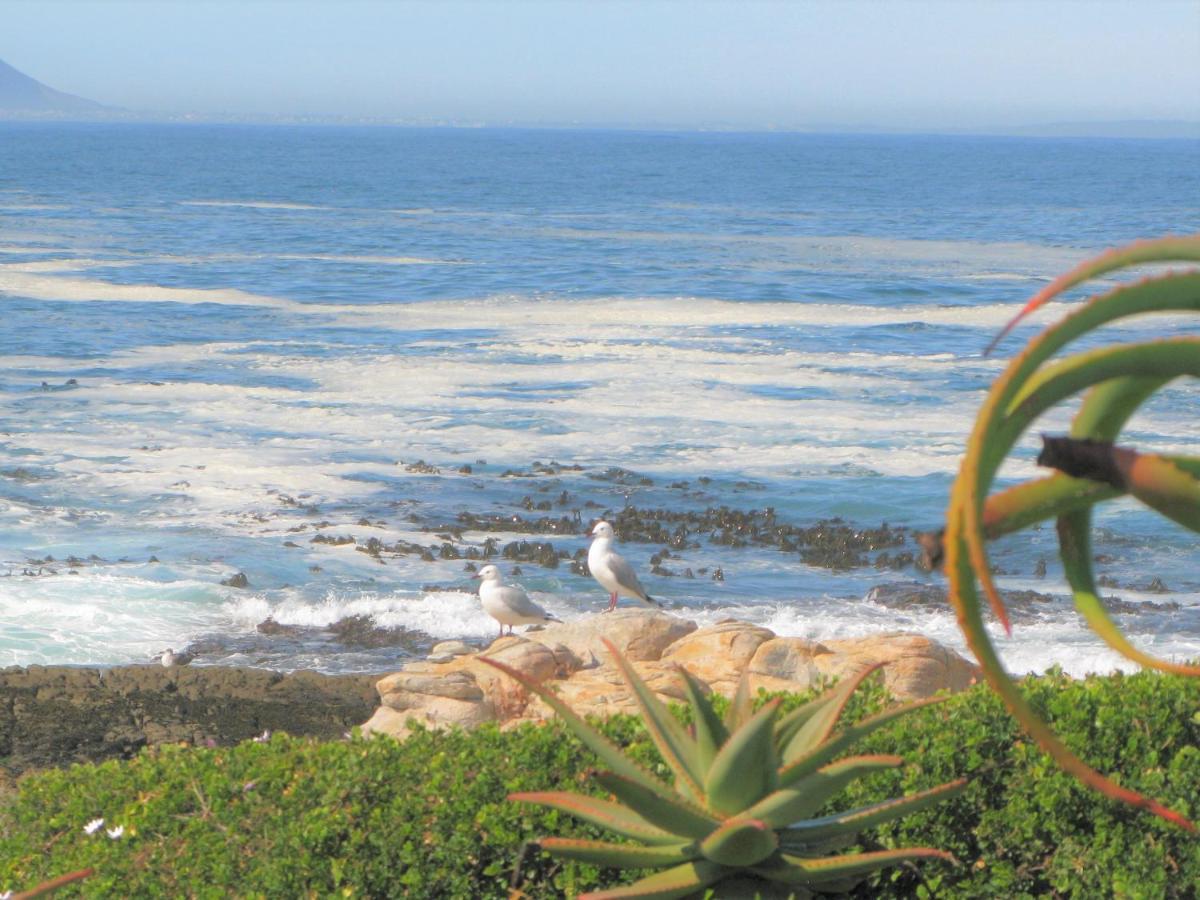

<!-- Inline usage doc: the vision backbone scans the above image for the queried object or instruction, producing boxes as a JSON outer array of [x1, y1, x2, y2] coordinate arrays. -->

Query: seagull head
[[474, 564, 501, 583], [590, 521, 614, 540]]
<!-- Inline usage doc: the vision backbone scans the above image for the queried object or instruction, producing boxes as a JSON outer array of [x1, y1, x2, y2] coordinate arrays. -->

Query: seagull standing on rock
[[588, 521, 662, 612], [474, 564, 561, 637]]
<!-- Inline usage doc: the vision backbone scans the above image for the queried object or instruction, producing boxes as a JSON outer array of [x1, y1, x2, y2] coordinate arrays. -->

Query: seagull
[[158, 648, 192, 667], [587, 521, 662, 612], [474, 564, 561, 637]]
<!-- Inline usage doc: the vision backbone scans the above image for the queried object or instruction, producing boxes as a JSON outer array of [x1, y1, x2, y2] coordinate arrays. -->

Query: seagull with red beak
[[587, 520, 661, 612]]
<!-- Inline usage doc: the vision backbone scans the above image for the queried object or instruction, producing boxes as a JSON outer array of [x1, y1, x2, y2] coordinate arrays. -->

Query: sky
[[3, 0, 1199, 131]]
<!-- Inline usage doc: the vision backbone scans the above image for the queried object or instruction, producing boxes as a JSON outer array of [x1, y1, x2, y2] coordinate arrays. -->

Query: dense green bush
[[1, 670, 1197, 898]]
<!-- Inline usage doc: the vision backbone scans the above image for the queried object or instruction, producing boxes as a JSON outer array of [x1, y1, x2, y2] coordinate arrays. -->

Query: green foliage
[[2, 671, 1197, 898], [483, 643, 962, 898], [944, 234, 1200, 828]]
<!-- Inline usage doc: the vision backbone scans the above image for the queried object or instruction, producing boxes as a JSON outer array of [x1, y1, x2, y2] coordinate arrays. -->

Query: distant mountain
[[0, 57, 107, 115]]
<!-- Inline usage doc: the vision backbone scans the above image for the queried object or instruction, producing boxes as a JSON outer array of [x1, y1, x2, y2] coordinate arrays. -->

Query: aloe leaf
[[578, 860, 729, 900], [675, 666, 727, 775], [475, 656, 667, 794], [537, 837, 698, 869], [601, 638, 706, 802], [744, 755, 903, 827], [724, 671, 753, 732], [592, 771, 723, 840], [957, 272, 1200, 635], [986, 233, 1200, 356], [697, 817, 779, 867], [777, 778, 968, 846], [773, 693, 834, 753], [945, 517, 1196, 831], [752, 847, 958, 886], [778, 696, 944, 787], [509, 791, 684, 846], [1055, 509, 1200, 676], [780, 663, 883, 763], [704, 698, 782, 816]]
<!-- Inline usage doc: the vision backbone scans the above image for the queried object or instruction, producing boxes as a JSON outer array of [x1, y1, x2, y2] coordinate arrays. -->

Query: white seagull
[[474, 564, 561, 637], [158, 648, 192, 667], [587, 521, 662, 612]]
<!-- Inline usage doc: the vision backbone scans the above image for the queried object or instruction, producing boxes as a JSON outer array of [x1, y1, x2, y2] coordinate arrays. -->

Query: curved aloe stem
[[946, 236, 1200, 830]]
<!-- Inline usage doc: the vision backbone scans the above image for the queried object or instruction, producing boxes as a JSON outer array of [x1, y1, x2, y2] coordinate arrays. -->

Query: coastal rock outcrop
[[361, 611, 980, 740]]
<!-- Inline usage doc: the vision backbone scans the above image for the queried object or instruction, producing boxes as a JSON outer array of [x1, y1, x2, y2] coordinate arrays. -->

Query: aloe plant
[[480, 639, 964, 899], [944, 234, 1200, 830]]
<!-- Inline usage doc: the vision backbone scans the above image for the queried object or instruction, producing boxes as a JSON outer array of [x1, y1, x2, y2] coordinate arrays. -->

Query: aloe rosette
[[945, 234, 1200, 830], [480, 639, 964, 899]]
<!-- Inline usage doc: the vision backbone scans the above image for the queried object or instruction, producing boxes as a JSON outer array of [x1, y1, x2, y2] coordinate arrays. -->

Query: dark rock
[[220, 572, 250, 589], [0, 665, 376, 777]]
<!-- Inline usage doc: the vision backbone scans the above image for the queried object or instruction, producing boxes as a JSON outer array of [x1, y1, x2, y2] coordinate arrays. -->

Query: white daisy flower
[[106, 825, 125, 840], [83, 818, 105, 835]]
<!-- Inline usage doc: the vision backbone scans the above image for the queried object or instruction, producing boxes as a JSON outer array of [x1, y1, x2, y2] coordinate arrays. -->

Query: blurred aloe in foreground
[[481, 640, 964, 899], [944, 234, 1200, 830]]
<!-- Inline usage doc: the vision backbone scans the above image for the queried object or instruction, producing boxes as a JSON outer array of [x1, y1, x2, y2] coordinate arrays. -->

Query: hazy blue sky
[[4, 0, 1199, 130]]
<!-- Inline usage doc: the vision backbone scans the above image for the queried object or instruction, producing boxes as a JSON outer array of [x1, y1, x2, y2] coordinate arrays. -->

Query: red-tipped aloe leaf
[[753, 847, 958, 886], [601, 638, 705, 802], [578, 860, 729, 900], [475, 655, 666, 795], [592, 771, 723, 840], [537, 837, 698, 869], [780, 663, 884, 763], [704, 698, 782, 816], [779, 696, 945, 787], [675, 666, 727, 775], [724, 671, 753, 732], [744, 755, 904, 827], [986, 234, 1200, 355], [697, 817, 778, 867], [509, 791, 682, 845], [777, 778, 968, 846]]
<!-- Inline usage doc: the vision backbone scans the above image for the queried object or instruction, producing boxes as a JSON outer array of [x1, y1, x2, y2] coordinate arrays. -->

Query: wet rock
[[256, 618, 304, 637], [0, 666, 377, 776], [327, 615, 429, 650], [220, 572, 250, 589]]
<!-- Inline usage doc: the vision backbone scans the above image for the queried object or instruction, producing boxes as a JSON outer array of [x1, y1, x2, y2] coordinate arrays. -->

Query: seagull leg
[[608, 592, 618, 612]]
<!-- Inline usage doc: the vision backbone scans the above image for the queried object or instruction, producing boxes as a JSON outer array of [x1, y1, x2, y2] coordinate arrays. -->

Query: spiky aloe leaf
[[777, 778, 968, 847], [780, 663, 883, 763], [752, 848, 957, 887], [675, 666, 727, 775], [600, 638, 705, 802], [578, 860, 729, 900], [475, 655, 666, 795], [724, 671, 754, 732], [743, 755, 903, 828], [508, 791, 683, 846], [946, 239, 1200, 830], [773, 691, 835, 753], [986, 234, 1200, 355], [592, 771, 722, 840], [697, 817, 779, 867], [704, 698, 782, 816], [537, 837, 698, 868], [779, 696, 945, 787]]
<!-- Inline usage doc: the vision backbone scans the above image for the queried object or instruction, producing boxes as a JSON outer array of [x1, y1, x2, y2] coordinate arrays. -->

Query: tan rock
[[527, 609, 696, 665], [377, 670, 483, 704], [817, 632, 980, 701], [660, 620, 776, 690]]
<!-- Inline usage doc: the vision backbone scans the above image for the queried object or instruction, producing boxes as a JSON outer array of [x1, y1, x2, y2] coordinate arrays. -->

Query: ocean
[[1, 122, 1197, 676]]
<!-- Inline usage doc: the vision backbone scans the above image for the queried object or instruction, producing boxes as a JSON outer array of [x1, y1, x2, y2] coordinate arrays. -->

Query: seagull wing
[[498, 584, 552, 620], [606, 551, 654, 604]]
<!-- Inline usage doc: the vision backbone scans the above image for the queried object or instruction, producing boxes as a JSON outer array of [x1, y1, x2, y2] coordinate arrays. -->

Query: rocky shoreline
[[0, 664, 377, 781]]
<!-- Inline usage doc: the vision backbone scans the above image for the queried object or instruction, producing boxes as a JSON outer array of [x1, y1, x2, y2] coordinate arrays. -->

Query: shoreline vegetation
[[1, 666, 1197, 897]]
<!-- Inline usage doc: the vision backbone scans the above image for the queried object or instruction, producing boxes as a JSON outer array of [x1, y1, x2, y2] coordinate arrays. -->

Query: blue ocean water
[[1, 123, 1197, 674]]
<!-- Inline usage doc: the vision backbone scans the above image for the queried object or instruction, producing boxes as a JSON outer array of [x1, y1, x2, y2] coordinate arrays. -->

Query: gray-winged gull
[[474, 564, 561, 637], [587, 520, 662, 612]]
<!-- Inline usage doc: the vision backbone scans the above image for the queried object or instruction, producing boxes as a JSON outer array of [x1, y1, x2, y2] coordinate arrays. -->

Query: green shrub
[[1, 670, 1198, 898]]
